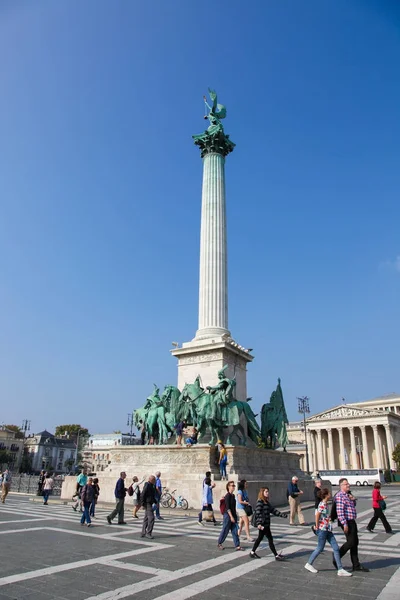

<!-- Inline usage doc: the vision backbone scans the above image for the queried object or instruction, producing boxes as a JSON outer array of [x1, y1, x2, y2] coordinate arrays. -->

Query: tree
[[20, 450, 33, 474], [0, 449, 14, 468], [4, 425, 24, 439], [54, 425, 89, 439], [392, 443, 400, 469]]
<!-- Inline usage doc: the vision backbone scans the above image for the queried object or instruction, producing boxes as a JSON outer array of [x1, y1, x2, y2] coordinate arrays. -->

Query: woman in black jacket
[[250, 487, 287, 560]]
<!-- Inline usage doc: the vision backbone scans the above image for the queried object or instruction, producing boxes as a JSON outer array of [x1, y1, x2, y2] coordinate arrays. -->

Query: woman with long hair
[[305, 487, 352, 576], [250, 487, 286, 560], [366, 481, 392, 534], [217, 481, 243, 551], [237, 480, 253, 542]]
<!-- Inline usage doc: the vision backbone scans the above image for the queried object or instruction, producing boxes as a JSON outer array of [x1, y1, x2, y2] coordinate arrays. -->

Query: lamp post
[[297, 396, 310, 474], [127, 413, 135, 445]]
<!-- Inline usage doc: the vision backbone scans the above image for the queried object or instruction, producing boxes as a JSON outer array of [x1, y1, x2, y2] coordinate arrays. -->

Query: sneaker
[[366, 527, 373, 533], [217, 544, 225, 550], [118, 522, 127, 525], [106, 516, 112, 525], [198, 521, 205, 527], [338, 569, 352, 577], [87, 523, 92, 527], [250, 551, 261, 559], [305, 563, 318, 574], [275, 554, 285, 561], [235, 546, 244, 551], [246, 537, 254, 542], [352, 565, 370, 572], [72, 506, 77, 512], [146, 533, 154, 539], [133, 515, 139, 519]]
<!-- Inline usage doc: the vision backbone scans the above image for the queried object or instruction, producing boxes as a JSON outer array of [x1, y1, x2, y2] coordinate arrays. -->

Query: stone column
[[307, 429, 314, 473], [338, 427, 345, 469], [321, 434, 327, 470], [196, 152, 230, 340], [316, 429, 323, 472], [384, 424, 395, 469], [327, 428, 335, 469], [349, 427, 358, 469], [372, 425, 383, 469], [360, 426, 370, 468]]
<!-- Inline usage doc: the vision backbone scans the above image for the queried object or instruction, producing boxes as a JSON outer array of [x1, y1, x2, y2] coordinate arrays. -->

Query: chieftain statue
[[261, 378, 289, 450], [134, 366, 261, 447], [192, 88, 235, 158]]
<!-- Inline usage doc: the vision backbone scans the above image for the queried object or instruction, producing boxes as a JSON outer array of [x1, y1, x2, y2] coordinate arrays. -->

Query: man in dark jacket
[[107, 472, 127, 525], [287, 475, 305, 526], [141, 475, 156, 538], [313, 478, 322, 508]]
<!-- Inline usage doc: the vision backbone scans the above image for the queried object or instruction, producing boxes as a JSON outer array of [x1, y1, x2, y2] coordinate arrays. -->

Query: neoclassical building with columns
[[286, 393, 400, 473]]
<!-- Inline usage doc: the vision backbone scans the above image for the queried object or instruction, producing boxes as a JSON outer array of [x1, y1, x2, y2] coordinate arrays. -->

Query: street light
[[127, 413, 136, 445], [297, 396, 311, 474]]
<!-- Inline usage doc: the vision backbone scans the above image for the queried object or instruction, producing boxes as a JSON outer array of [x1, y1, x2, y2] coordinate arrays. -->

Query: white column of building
[[327, 428, 335, 469], [338, 427, 345, 469], [372, 425, 383, 469], [196, 152, 230, 339], [349, 427, 358, 469], [384, 424, 395, 469], [307, 429, 314, 473], [316, 429, 323, 471], [360, 426, 370, 469], [321, 434, 327, 470]]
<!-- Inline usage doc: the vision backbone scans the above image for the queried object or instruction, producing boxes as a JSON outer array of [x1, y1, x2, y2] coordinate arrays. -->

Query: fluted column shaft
[[196, 152, 230, 339], [360, 426, 370, 468], [327, 428, 335, 469], [349, 427, 358, 469], [372, 425, 382, 469], [338, 427, 345, 469]]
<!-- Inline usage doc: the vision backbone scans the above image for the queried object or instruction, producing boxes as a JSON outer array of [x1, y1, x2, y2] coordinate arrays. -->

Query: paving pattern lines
[[0, 544, 171, 587], [83, 543, 304, 600], [376, 564, 400, 600]]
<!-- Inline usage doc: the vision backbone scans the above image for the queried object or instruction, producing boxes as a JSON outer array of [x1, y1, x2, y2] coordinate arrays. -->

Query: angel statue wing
[[208, 88, 227, 119]]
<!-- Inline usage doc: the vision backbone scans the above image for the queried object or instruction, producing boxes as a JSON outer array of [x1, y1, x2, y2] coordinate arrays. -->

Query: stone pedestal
[[171, 337, 252, 401], [61, 445, 311, 509]]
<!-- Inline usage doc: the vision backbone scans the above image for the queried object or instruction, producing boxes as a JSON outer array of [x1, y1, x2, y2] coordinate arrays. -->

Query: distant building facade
[[287, 394, 400, 473], [24, 430, 76, 474], [83, 432, 139, 472], [0, 427, 24, 471]]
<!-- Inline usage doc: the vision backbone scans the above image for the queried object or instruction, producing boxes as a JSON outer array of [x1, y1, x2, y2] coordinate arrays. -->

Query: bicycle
[[168, 489, 189, 510], [160, 488, 172, 508]]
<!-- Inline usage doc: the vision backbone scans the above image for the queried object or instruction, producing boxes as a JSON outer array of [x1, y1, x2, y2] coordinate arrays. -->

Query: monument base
[[61, 445, 312, 509], [171, 336, 253, 402]]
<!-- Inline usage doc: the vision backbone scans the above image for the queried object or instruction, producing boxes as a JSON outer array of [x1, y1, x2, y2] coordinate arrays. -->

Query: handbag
[[202, 510, 214, 521], [379, 499, 387, 511], [244, 504, 253, 517]]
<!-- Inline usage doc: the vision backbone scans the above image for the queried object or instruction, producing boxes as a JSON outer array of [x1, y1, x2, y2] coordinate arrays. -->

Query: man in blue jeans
[[107, 472, 127, 525], [153, 471, 163, 520]]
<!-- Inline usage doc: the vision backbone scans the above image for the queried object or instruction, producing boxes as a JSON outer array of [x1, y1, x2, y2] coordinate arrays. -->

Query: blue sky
[[1, 0, 399, 435]]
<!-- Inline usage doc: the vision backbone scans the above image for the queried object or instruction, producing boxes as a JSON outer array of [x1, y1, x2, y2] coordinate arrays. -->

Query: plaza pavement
[[0, 487, 400, 600]]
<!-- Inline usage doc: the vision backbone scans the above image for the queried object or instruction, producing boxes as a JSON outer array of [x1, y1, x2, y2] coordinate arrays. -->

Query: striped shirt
[[335, 490, 357, 527]]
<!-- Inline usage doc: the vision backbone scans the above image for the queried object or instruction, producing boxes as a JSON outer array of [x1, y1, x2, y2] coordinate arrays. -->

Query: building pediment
[[308, 405, 383, 422]]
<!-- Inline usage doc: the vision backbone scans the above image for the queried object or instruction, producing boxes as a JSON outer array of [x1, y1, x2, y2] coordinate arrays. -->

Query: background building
[[24, 430, 76, 474], [83, 432, 140, 472], [0, 427, 24, 471], [287, 394, 400, 472]]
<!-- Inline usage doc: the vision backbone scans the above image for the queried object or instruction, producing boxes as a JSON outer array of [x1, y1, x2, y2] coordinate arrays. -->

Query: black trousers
[[338, 519, 360, 568], [252, 526, 277, 556], [367, 507, 392, 533]]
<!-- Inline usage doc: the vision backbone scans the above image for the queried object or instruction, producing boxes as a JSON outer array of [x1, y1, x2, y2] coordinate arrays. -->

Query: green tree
[[19, 450, 33, 474], [54, 425, 89, 439], [392, 443, 400, 469], [0, 449, 14, 468], [4, 425, 24, 439]]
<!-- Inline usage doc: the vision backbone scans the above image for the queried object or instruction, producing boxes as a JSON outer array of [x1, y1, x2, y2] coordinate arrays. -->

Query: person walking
[[250, 487, 287, 560], [153, 471, 163, 520], [313, 479, 322, 509], [198, 476, 217, 526], [217, 481, 243, 551], [81, 477, 95, 527], [174, 421, 185, 446], [130, 476, 144, 519], [335, 478, 369, 572], [72, 469, 87, 512], [38, 470, 46, 496], [42, 473, 54, 505], [1, 469, 12, 503], [237, 480, 253, 542], [89, 477, 100, 518], [287, 475, 305, 526], [107, 472, 128, 525], [366, 481, 392, 534], [304, 487, 352, 576], [141, 475, 157, 539], [219, 443, 228, 480]]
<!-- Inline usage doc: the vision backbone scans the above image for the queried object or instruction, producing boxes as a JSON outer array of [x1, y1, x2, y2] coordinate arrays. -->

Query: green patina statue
[[133, 367, 261, 446], [261, 378, 289, 450], [193, 88, 235, 158]]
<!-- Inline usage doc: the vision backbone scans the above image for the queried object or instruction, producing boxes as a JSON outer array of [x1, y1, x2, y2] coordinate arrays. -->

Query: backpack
[[219, 497, 226, 514], [251, 511, 257, 528], [127, 484, 134, 497]]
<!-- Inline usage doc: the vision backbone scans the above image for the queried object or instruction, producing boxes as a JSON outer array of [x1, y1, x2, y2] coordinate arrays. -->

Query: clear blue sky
[[1, 0, 399, 435]]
